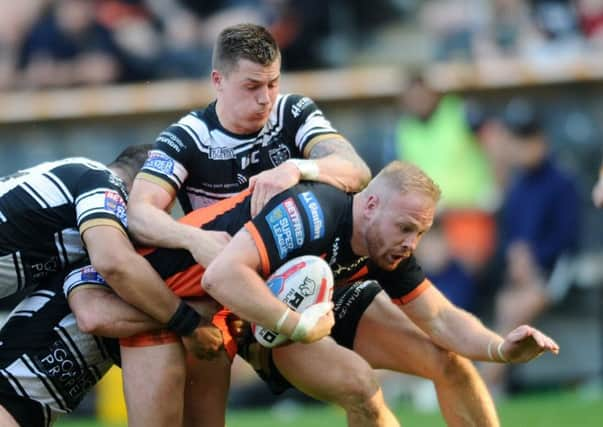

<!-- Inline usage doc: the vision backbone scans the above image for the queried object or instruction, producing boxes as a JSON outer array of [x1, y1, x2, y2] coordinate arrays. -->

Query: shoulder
[[51, 158, 109, 180], [277, 93, 322, 120]]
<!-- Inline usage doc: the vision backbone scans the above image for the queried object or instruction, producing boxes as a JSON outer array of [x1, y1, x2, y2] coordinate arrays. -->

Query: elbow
[[201, 265, 217, 293], [356, 165, 372, 191], [73, 305, 105, 335], [201, 263, 225, 300]]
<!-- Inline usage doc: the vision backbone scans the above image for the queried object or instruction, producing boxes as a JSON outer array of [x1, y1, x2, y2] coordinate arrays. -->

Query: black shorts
[[0, 392, 47, 427], [239, 280, 383, 394]]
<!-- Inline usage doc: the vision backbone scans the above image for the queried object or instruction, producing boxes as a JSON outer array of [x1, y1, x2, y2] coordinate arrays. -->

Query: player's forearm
[[127, 200, 196, 249], [306, 138, 371, 192], [429, 306, 504, 362], [202, 263, 300, 335], [310, 155, 371, 192], [99, 251, 183, 324]]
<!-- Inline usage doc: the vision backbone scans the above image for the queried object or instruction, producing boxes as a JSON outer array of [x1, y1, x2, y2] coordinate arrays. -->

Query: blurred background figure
[[592, 154, 603, 207], [17, 0, 123, 88], [415, 216, 478, 313], [391, 71, 498, 276], [482, 97, 581, 397]]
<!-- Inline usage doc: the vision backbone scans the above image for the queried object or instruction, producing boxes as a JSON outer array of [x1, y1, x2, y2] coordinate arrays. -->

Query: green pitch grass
[[55, 389, 602, 427]]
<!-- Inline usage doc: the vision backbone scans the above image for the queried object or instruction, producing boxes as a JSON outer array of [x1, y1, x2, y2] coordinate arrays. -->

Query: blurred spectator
[[482, 97, 581, 396], [0, 0, 46, 90], [592, 154, 603, 207], [530, 0, 580, 41], [17, 0, 122, 88], [473, 0, 536, 59], [420, 0, 489, 62], [175, 0, 334, 71], [415, 217, 478, 312], [96, 0, 161, 82], [393, 71, 498, 272], [522, 0, 585, 59], [469, 101, 515, 192], [576, 0, 603, 46]]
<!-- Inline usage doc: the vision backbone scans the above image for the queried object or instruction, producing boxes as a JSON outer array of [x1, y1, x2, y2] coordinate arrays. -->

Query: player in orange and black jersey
[[64, 161, 560, 427]]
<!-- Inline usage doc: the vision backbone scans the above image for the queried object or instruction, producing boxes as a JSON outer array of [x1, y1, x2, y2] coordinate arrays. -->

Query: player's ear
[[365, 194, 380, 218], [211, 70, 223, 91]]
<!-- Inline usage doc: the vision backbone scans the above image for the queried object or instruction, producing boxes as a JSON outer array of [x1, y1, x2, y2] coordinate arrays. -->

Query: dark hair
[[212, 23, 280, 75], [502, 98, 542, 137], [108, 144, 153, 183]]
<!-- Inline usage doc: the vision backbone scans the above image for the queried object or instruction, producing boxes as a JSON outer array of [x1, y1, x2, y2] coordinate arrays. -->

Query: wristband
[[166, 300, 201, 336], [275, 307, 291, 334], [487, 339, 495, 361], [286, 159, 320, 180], [290, 302, 331, 341], [497, 341, 509, 363]]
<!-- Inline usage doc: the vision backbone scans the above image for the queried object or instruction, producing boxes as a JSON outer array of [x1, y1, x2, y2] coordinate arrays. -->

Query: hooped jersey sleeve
[[137, 123, 195, 193], [283, 94, 342, 156], [244, 182, 347, 277], [74, 168, 129, 237]]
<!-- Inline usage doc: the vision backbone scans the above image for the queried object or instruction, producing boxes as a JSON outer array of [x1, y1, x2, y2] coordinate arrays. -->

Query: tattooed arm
[[303, 136, 372, 192], [249, 135, 371, 215]]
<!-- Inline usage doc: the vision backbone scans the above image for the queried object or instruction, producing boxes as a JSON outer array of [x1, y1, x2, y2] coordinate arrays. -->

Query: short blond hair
[[368, 161, 441, 203]]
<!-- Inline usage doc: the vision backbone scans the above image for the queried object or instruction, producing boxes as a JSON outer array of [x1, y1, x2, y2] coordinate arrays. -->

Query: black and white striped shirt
[[0, 267, 118, 426], [0, 158, 129, 298], [138, 93, 340, 212]]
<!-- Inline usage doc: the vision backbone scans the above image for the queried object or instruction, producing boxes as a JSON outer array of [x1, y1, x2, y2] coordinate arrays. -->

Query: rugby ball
[[252, 255, 334, 348]]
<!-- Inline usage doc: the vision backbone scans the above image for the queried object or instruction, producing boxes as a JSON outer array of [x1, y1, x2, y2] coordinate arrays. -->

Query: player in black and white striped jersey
[[0, 146, 160, 300], [0, 149, 134, 298], [0, 144, 221, 360], [0, 258, 176, 427], [0, 266, 119, 427]]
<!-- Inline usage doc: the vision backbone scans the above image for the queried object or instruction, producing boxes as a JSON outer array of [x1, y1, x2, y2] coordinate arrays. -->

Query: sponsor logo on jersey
[[80, 266, 107, 285], [144, 151, 175, 176], [240, 150, 261, 170], [268, 144, 291, 166], [291, 97, 312, 118], [209, 147, 235, 160], [298, 191, 325, 240], [108, 174, 128, 199], [37, 339, 98, 407], [157, 131, 185, 152], [265, 197, 305, 259], [104, 191, 128, 227]]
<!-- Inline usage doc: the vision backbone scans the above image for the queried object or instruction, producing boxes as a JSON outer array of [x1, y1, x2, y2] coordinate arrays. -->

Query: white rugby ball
[[252, 255, 334, 348]]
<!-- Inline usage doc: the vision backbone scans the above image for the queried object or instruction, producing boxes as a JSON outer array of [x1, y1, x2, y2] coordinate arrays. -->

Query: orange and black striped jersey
[[143, 182, 428, 304]]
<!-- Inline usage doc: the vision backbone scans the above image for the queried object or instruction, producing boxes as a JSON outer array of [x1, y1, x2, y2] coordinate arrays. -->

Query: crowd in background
[[2, 0, 603, 90]]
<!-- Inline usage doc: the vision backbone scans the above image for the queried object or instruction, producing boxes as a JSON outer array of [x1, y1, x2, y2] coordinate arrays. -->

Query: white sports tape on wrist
[[290, 302, 331, 341], [286, 159, 320, 180], [497, 341, 509, 363], [275, 307, 291, 334], [487, 339, 495, 361]]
